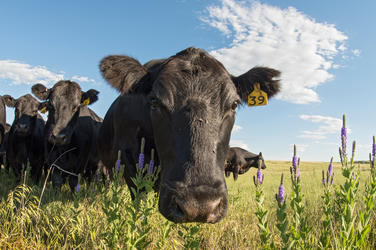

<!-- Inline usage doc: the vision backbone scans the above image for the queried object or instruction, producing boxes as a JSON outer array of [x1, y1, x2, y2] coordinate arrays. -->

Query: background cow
[[225, 147, 266, 180], [98, 47, 280, 223], [31, 81, 102, 191], [3, 94, 45, 182], [0, 96, 7, 170]]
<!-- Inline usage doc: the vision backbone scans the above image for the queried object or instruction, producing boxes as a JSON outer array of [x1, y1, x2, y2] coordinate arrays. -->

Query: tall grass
[[0, 116, 375, 249]]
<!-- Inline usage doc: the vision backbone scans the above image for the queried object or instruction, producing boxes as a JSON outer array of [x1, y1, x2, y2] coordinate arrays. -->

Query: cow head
[[31, 80, 99, 146], [100, 47, 280, 223], [225, 152, 266, 180], [3, 94, 42, 136]]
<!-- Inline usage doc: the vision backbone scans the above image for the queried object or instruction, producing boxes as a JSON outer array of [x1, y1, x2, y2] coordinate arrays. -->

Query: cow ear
[[38, 102, 48, 114], [2, 95, 16, 107], [100, 55, 148, 94], [232, 67, 281, 103], [81, 89, 99, 105], [32, 83, 50, 100]]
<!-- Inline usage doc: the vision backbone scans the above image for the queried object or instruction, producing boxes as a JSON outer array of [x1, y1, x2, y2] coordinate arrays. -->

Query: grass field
[[0, 160, 375, 249]]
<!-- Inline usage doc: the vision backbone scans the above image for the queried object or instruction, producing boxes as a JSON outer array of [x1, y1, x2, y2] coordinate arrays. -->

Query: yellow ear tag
[[248, 83, 268, 107], [40, 107, 47, 114], [82, 98, 90, 106]]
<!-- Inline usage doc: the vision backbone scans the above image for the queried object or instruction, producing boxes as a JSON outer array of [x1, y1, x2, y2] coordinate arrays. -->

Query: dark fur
[[4, 94, 45, 182], [98, 47, 280, 223], [225, 147, 266, 180], [31, 81, 102, 191], [0, 96, 6, 150], [0, 96, 6, 169]]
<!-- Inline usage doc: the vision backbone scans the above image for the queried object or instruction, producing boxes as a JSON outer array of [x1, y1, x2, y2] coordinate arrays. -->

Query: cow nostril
[[174, 203, 185, 219]]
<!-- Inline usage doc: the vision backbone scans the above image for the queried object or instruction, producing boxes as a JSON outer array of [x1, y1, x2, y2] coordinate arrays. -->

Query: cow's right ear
[[100, 55, 148, 94], [2, 95, 16, 107], [32, 83, 50, 100]]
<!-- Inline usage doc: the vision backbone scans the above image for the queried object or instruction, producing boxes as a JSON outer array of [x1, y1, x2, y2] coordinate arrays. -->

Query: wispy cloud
[[298, 114, 347, 140], [72, 75, 96, 83], [0, 60, 95, 86], [232, 124, 242, 133], [201, 0, 351, 104], [0, 60, 64, 85], [290, 143, 309, 153], [230, 140, 251, 151]]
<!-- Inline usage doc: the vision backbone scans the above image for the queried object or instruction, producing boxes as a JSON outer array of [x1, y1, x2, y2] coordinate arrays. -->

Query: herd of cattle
[[0, 47, 280, 223]]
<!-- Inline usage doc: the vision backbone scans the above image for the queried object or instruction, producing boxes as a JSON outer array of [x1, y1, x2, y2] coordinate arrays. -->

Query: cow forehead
[[50, 81, 82, 103], [152, 57, 239, 110], [17, 94, 39, 107]]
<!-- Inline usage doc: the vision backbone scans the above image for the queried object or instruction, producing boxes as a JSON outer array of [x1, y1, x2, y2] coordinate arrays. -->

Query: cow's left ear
[[232, 67, 281, 103], [2, 95, 16, 107], [81, 89, 99, 106]]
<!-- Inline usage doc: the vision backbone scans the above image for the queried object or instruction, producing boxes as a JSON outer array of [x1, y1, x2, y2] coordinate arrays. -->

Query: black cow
[[0, 96, 6, 158], [225, 147, 266, 180], [31, 81, 102, 191], [0, 123, 10, 168], [3, 94, 45, 182], [98, 47, 280, 223]]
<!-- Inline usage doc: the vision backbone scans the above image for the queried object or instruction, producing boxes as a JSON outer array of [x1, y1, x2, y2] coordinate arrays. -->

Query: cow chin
[[158, 176, 228, 223]]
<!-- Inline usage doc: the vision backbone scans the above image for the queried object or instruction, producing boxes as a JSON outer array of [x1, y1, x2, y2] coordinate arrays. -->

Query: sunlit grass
[[0, 160, 374, 249]]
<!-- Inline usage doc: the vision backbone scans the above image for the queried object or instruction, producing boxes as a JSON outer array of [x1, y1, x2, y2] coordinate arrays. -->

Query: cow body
[[32, 81, 102, 191], [3, 94, 45, 182], [225, 147, 266, 180], [0, 96, 6, 160], [98, 47, 281, 223]]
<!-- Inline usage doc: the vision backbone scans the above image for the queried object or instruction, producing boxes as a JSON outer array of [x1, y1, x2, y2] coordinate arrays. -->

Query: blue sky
[[1, 0, 375, 161]]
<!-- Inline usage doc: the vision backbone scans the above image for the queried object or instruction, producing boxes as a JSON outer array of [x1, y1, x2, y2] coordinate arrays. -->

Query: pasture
[[0, 159, 375, 249]]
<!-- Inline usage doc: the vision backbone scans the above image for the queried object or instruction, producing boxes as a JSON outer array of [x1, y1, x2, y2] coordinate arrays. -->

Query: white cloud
[[352, 49, 361, 56], [0, 60, 95, 86], [230, 140, 251, 150], [232, 124, 243, 133], [72, 75, 96, 83], [290, 143, 308, 153], [298, 114, 348, 140], [201, 0, 351, 104], [0, 60, 64, 85]]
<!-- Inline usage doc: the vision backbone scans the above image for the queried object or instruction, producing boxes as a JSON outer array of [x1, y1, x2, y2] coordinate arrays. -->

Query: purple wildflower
[[148, 160, 154, 175], [115, 159, 121, 172], [75, 183, 80, 192], [296, 164, 300, 178], [257, 169, 263, 185], [278, 184, 285, 202], [277, 174, 285, 202], [292, 155, 298, 171], [372, 136, 376, 160], [328, 158, 333, 178], [341, 115, 347, 154], [138, 153, 145, 170]]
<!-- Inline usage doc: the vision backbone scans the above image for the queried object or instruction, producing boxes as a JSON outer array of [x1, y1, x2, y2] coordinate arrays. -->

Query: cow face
[[225, 152, 266, 180], [3, 94, 42, 136], [100, 47, 280, 223], [31, 81, 99, 146]]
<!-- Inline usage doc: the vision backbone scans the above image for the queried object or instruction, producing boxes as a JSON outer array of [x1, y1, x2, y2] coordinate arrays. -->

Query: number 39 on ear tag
[[248, 83, 268, 107]]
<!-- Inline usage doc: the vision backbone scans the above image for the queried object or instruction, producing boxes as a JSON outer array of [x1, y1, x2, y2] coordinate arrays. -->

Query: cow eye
[[231, 101, 239, 111], [150, 98, 160, 110]]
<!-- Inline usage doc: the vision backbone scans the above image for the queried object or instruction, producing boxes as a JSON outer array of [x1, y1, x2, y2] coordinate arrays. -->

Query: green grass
[[0, 161, 375, 249]]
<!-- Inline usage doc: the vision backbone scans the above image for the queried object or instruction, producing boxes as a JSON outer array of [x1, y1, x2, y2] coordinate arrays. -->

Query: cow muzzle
[[159, 183, 228, 223], [15, 123, 29, 135], [51, 133, 68, 146]]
